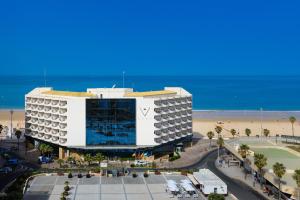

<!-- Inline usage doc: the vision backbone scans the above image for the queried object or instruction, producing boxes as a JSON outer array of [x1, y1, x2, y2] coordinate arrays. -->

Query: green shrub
[[208, 193, 225, 200], [130, 163, 135, 168], [68, 172, 73, 178], [64, 185, 70, 191]]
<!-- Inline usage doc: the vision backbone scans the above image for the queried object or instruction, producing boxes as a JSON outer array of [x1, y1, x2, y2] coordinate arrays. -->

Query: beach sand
[[0, 109, 25, 129], [193, 118, 299, 138]]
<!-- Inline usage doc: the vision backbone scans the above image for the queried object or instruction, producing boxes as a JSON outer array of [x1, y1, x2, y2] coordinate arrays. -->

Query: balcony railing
[[59, 123, 67, 129], [59, 109, 67, 114], [52, 129, 59, 135], [154, 138, 163, 144], [44, 99, 51, 105], [59, 138, 67, 144], [52, 136, 59, 142], [51, 100, 59, 106], [59, 101, 67, 107], [59, 131, 67, 137]]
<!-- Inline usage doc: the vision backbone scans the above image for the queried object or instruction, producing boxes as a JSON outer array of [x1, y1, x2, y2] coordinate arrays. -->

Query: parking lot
[[24, 173, 204, 200]]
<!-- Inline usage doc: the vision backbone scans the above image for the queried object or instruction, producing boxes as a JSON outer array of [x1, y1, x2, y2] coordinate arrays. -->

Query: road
[[132, 149, 267, 200]]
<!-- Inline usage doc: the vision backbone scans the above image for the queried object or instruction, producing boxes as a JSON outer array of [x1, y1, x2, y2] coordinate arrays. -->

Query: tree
[[94, 152, 105, 165], [263, 129, 270, 137], [292, 169, 300, 200], [289, 116, 296, 137], [208, 193, 225, 200], [57, 159, 64, 168], [0, 124, 3, 134], [38, 143, 53, 157], [230, 129, 236, 138], [245, 128, 251, 137], [216, 136, 224, 160], [215, 126, 223, 137], [14, 129, 22, 150], [84, 154, 93, 166], [273, 162, 286, 200], [239, 144, 250, 159], [254, 153, 267, 188], [207, 131, 214, 147]]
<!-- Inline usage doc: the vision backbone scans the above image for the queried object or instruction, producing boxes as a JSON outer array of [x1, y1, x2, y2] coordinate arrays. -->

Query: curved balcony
[[59, 116, 67, 122], [26, 104, 32, 110], [44, 106, 51, 112], [154, 138, 163, 144], [52, 136, 59, 142], [168, 127, 175, 132], [182, 130, 188, 135], [51, 100, 59, 106], [154, 130, 161, 136], [37, 98, 44, 104], [44, 113, 51, 119], [169, 99, 175, 104], [52, 129, 59, 135], [187, 103, 192, 108], [59, 101, 67, 107], [187, 97, 192, 102], [175, 125, 181, 130], [168, 120, 175, 125], [162, 128, 168, 134], [175, 118, 181, 124], [30, 125, 38, 130], [182, 97, 188, 103], [51, 114, 59, 121], [161, 135, 169, 141], [181, 110, 187, 116], [25, 110, 32, 116], [31, 118, 38, 123], [51, 122, 59, 128], [31, 131, 37, 136], [187, 123, 192, 128], [162, 121, 169, 127], [31, 98, 38, 103], [182, 104, 188, 109], [59, 108, 67, 115], [154, 123, 162, 129], [59, 138, 67, 144], [187, 110, 192, 115], [175, 132, 182, 138], [162, 114, 168, 120], [44, 134, 51, 140], [154, 115, 162, 121], [38, 119, 44, 125], [175, 105, 182, 111], [31, 104, 38, 110], [187, 116, 192, 121], [169, 106, 175, 112], [175, 112, 181, 117], [44, 128, 51, 134], [59, 131, 67, 137], [154, 100, 161, 106], [182, 117, 188, 122], [37, 112, 43, 118], [26, 97, 32, 103], [169, 133, 176, 140], [37, 126, 44, 131], [51, 108, 59, 114], [44, 120, 51, 126], [154, 108, 162, 114], [175, 98, 181, 104], [162, 100, 168, 106], [59, 123, 67, 129], [44, 99, 51, 105], [37, 133, 44, 138]]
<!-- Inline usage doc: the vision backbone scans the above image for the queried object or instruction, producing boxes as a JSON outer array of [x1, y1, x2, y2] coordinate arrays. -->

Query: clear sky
[[1, 0, 300, 76]]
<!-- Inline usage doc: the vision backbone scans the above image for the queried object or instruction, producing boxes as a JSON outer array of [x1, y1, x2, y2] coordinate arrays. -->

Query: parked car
[[38, 156, 52, 164], [134, 160, 149, 166], [0, 167, 13, 173]]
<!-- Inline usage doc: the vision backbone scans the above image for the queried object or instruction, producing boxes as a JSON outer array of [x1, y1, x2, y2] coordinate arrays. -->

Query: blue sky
[[1, 0, 300, 76]]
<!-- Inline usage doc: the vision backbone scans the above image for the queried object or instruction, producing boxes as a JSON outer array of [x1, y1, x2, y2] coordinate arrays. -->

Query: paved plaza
[[24, 173, 203, 200]]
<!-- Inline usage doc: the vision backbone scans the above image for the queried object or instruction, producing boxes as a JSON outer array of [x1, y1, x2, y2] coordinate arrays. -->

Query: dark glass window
[[86, 99, 136, 145]]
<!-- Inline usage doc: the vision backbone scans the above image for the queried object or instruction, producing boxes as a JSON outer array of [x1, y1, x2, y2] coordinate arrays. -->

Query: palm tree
[[273, 162, 286, 200], [84, 154, 93, 166], [215, 126, 223, 137], [289, 116, 296, 137], [245, 128, 251, 137], [57, 159, 64, 168], [216, 136, 224, 161], [94, 153, 105, 165], [14, 129, 22, 150], [239, 144, 250, 159], [38, 143, 46, 155], [207, 131, 214, 147], [292, 169, 300, 200], [254, 153, 267, 188], [230, 129, 237, 138], [263, 129, 270, 137]]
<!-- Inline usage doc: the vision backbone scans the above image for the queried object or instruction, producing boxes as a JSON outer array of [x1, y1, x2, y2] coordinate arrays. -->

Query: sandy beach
[[0, 109, 299, 138], [0, 109, 25, 129], [193, 110, 300, 138]]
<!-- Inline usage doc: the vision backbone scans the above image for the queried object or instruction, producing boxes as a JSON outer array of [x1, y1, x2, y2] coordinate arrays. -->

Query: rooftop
[[42, 90, 96, 97], [124, 90, 177, 97]]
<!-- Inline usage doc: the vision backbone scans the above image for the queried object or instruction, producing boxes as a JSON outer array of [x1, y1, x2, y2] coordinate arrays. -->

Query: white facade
[[25, 87, 192, 149], [193, 169, 227, 195]]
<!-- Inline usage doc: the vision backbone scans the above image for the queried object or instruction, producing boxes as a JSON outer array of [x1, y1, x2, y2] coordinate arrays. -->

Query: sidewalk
[[216, 162, 273, 200]]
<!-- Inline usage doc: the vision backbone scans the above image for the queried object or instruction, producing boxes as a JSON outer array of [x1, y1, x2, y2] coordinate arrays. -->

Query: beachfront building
[[24, 87, 192, 158]]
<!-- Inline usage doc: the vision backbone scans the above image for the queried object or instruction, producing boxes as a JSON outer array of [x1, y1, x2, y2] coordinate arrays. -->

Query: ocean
[[1, 75, 300, 111]]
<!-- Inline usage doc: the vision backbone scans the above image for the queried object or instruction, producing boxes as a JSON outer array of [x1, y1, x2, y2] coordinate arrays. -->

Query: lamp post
[[10, 110, 13, 139]]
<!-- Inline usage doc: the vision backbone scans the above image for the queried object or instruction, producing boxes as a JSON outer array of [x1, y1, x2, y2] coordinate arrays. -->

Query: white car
[[134, 160, 149, 166]]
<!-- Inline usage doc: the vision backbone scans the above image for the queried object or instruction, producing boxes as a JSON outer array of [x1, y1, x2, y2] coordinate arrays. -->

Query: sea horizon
[[1, 75, 300, 111]]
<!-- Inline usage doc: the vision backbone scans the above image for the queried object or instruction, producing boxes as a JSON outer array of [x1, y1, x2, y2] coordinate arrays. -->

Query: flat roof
[[124, 90, 177, 97], [42, 90, 96, 97]]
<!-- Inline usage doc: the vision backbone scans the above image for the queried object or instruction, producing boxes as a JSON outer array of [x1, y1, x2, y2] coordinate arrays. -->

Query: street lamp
[[10, 110, 14, 139]]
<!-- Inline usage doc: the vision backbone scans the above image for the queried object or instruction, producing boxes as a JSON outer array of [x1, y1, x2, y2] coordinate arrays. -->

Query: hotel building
[[25, 87, 192, 158]]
